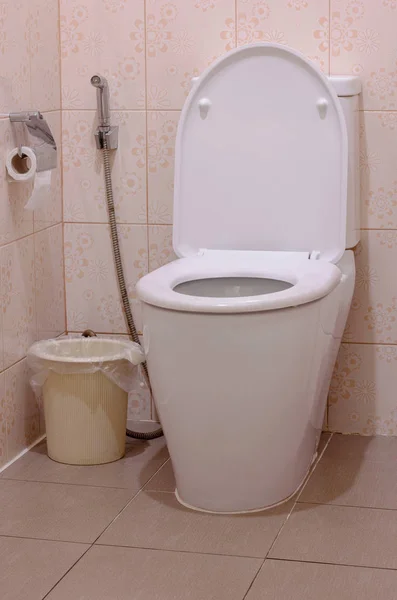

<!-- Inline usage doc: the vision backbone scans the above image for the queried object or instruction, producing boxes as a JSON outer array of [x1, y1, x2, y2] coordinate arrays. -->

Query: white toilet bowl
[[137, 43, 361, 513]]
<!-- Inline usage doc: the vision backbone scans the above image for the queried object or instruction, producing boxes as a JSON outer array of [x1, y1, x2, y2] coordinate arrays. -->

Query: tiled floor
[[2, 433, 397, 599]]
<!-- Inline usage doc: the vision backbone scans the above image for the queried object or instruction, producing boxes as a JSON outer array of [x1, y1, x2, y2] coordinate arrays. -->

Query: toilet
[[136, 43, 361, 513]]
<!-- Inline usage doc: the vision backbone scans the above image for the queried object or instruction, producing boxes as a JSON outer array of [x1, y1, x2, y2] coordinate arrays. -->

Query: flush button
[[198, 98, 211, 118], [317, 98, 328, 119]]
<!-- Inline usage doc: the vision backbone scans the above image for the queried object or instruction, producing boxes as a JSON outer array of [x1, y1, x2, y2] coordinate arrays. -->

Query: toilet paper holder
[[9, 111, 57, 172]]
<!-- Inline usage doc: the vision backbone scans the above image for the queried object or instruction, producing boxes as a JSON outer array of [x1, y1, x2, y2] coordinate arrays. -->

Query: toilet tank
[[329, 76, 361, 249]]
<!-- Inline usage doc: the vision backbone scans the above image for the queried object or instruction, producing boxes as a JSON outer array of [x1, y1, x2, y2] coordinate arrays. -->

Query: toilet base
[[174, 451, 318, 514]]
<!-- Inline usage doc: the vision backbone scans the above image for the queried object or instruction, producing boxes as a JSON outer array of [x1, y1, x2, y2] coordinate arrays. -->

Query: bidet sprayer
[[90, 74, 111, 129]]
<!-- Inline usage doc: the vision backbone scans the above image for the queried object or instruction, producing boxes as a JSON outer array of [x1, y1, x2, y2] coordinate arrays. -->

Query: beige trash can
[[27, 337, 144, 465]]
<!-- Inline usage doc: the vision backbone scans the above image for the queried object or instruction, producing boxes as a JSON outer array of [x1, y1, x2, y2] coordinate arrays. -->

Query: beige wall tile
[[328, 343, 397, 434], [330, 0, 397, 109], [147, 111, 180, 225], [0, 120, 34, 246], [29, 0, 61, 111], [0, 374, 6, 468], [0, 237, 36, 369], [148, 225, 176, 272], [344, 231, 397, 344], [63, 110, 147, 224], [35, 224, 66, 340], [146, 1, 236, 110], [0, 2, 31, 113], [60, 0, 145, 110], [238, 0, 329, 72], [0, 0, 61, 461], [360, 112, 397, 230], [65, 223, 147, 334], [3, 359, 40, 463]]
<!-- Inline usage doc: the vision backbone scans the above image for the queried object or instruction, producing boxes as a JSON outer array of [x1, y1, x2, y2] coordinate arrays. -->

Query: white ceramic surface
[[136, 43, 361, 512]]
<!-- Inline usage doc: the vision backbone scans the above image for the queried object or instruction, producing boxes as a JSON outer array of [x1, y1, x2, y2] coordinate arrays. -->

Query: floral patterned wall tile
[[145, 0, 236, 110], [0, 1, 31, 113], [344, 230, 397, 344], [33, 111, 63, 233], [0, 373, 6, 468], [128, 337, 151, 422], [237, 0, 329, 72], [148, 225, 176, 272], [63, 110, 147, 224], [328, 342, 397, 435], [60, 0, 145, 110], [147, 111, 180, 225], [330, 0, 397, 109], [29, 0, 61, 111], [360, 111, 397, 229], [65, 223, 148, 334], [0, 120, 34, 246], [35, 224, 66, 340], [0, 236, 36, 370], [3, 359, 40, 460]]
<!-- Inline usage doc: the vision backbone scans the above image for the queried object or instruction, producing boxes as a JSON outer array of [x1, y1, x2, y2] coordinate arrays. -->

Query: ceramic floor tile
[[2, 438, 168, 490], [270, 503, 397, 569], [0, 536, 88, 600], [301, 435, 397, 508], [0, 479, 133, 543], [245, 559, 397, 600], [144, 459, 175, 492], [46, 545, 261, 600], [98, 490, 294, 558], [320, 433, 397, 462]]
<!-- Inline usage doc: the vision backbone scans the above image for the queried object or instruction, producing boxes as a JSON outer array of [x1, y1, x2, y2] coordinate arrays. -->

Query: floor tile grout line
[[62, 108, 182, 112], [90, 458, 173, 547], [63, 221, 172, 226], [242, 560, 266, 600], [42, 545, 93, 599], [41, 457, 171, 596], [95, 542, 269, 561], [0, 533, 89, 545], [268, 556, 397, 573], [263, 433, 334, 562], [342, 341, 397, 347], [296, 500, 397, 512], [0, 475, 154, 491]]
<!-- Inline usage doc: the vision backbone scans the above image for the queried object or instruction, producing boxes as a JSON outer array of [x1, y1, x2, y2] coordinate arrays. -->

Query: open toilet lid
[[173, 43, 348, 264]]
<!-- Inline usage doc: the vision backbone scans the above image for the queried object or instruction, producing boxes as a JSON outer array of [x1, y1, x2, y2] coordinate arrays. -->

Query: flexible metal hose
[[102, 137, 163, 440]]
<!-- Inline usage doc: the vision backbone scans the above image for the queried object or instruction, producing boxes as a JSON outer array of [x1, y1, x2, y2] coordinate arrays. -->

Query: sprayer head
[[90, 74, 108, 89]]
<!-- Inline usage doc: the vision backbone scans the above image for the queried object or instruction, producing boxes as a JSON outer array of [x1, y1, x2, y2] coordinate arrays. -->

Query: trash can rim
[[28, 337, 144, 365]]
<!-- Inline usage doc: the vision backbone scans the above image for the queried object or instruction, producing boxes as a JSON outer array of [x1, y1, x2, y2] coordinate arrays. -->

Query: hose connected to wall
[[101, 137, 164, 440]]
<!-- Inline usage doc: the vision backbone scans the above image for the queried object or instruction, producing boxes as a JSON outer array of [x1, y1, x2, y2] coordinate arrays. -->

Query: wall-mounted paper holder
[[9, 111, 57, 172]]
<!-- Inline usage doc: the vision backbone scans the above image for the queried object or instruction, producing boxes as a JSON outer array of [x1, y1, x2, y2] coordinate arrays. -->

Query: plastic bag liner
[[27, 337, 145, 396]]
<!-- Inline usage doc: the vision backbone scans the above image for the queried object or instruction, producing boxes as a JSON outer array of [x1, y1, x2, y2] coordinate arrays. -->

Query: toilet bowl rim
[[136, 251, 342, 314]]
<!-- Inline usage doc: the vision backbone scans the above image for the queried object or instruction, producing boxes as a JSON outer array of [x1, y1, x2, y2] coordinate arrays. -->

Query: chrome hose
[[102, 137, 163, 440]]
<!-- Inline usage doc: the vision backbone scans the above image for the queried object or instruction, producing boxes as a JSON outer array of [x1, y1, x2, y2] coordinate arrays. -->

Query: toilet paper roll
[[6, 146, 37, 182], [6, 146, 52, 211]]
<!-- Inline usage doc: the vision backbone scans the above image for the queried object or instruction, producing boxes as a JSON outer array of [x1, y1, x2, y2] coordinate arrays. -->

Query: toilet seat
[[136, 251, 341, 313]]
